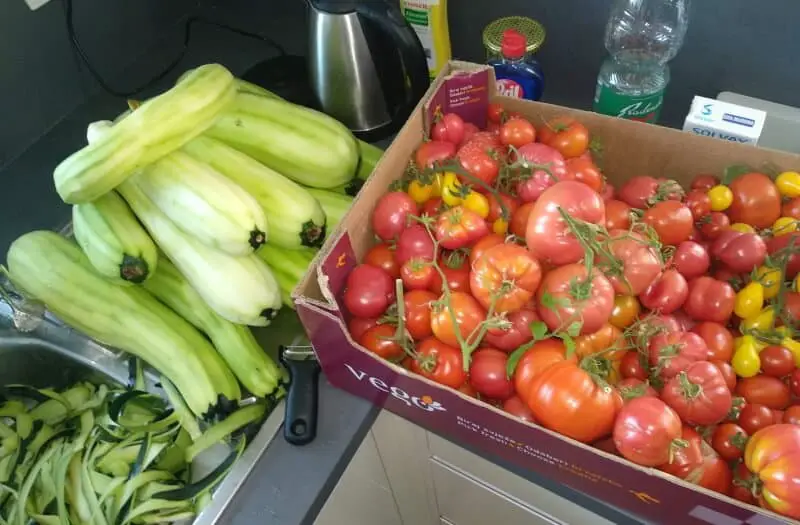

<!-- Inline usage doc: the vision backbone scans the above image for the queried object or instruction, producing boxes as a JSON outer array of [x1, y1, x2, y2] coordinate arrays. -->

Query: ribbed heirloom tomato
[[613, 397, 682, 467], [512, 339, 576, 400], [647, 331, 709, 380], [661, 361, 732, 425], [484, 308, 539, 352], [536, 263, 615, 335], [434, 206, 489, 250], [430, 292, 485, 348], [744, 424, 800, 518], [470, 243, 542, 313], [601, 230, 663, 296]]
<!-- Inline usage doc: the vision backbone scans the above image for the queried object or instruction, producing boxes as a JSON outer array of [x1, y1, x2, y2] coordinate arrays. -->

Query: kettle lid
[[308, 0, 361, 13]]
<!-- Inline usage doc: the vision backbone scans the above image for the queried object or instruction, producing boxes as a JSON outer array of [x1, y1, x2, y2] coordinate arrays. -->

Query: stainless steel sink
[[0, 291, 307, 524]]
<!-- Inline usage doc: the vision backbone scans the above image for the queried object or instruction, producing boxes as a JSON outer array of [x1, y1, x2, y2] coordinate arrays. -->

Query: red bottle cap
[[500, 29, 527, 59]]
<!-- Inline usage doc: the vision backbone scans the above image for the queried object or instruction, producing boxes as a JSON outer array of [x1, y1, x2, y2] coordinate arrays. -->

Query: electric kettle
[[308, 0, 431, 140]]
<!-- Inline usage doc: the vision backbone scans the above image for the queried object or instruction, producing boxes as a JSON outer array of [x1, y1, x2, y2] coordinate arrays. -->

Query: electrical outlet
[[24, 0, 53, 10]]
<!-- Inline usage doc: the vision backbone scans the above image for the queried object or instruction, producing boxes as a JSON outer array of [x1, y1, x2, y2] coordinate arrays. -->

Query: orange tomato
[[609, 295, 641, 329], [744, 424, 800, 519], [513, 339, 576, 401], [469, 243, 542, 313], [574, 323, 627, 384]]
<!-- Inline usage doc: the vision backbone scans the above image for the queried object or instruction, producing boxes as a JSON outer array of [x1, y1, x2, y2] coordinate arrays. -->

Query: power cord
[[61, 0, 286, 97]]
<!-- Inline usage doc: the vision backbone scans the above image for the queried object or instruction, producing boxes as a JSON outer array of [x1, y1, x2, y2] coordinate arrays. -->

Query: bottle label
[[497, 78, 525, 98], [593, 83, 664, 123]]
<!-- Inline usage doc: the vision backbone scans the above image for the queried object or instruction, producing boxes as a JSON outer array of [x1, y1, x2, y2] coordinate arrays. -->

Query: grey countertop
[[0, 13, 647, 525]]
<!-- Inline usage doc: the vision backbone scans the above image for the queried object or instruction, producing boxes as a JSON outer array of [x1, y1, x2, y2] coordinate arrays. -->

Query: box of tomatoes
[[294, 61, 800, 524]]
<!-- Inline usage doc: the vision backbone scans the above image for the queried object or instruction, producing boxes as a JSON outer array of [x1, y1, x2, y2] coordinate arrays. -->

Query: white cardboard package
[[682, 96, 766, 146]]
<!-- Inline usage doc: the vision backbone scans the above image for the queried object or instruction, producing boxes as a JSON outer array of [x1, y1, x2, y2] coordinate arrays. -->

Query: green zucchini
[[183, 136, 327, 249], [256, 245, 317, 307], [356, 139, 384, 181], [5, 231, 240, 416], [54, 64, 236, 204], [306, 188, 353, 232], [143, 256, 283, 397], [205, 92, 359, 189], [72, 191, 158, 285], [118, 177, 282, 327]]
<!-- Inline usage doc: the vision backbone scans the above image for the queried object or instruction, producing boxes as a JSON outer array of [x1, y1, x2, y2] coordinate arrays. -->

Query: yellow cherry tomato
[[795, 274, 800, 293], [431, 173, 443, 197], [781, 338, 800, 366], [408, 180, 434, 204], [732, 335, 761, 378], [492, 218, 508, 235], [740, 306, 775, 333], [730, 223, 755, 233], [708, 185, 734, 212], [609, 295, 641, 329], [772, 216, 798, 236], [462, 191, 490, 219], [776, 171, 800, 198], [440, 173, 463, 206], [734, 282, 764, 320], [755, 265, 782, 299]]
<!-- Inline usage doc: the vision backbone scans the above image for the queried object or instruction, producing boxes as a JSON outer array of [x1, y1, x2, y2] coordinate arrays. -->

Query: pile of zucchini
[[1, 63, 383, 521]]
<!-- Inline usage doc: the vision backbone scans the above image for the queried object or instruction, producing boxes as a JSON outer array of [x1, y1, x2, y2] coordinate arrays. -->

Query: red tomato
[[601, 181, 616, 201], [395, 224, 435, 265], [713, 423, 749, 461], [565, 156, 604, 192], [487, 103, 505, 123], [658, 425, 704, 479], [526, 181, 606, 266], [400, 258, 435, 290], [415, 140, 456, 168], [513, 339, 575, 400], [760, 345, 796, 378], [364, 242, 400, 278], [728, 172, 782, 229], [536, 263, 615, 335], [435, 206, 490, 250], [469, 234, 505, 265], [662, 361, 733, 425], [526, 360, 622, 443], [470, 243, 542, 313], [538, 117, 590, 159], [421, 197, 445, 218], [620, 351, 648, 381], [457, 381, 478, 398], [647, 331, 709, 380], [783, 197, 800, 219], [487, 192, 519, 223], [510, 202, 535, 238], [767, 232, 800, 279], [790, 370, 800, 397], [691, 174, 720, 191], [604, 199, 633, 231], [685, 190, 712, 221], [784, 406, 800, 425], [711, 230, 767, 274], [693, 443, 733, 495], [469, 348, 515, 400], [691, 322, 734, 361], [359, 324, 403, 360], [412, 337, 465, 388], [699, 212, 731, 240], [731, 462, 759, 505], [372, 192, 417, 241], [744, 424, 800, 518], [613, 397, 683, 466], [617, 377, 658, 403], [673, 241, 711, 280], [786, 292, 800, 324], [739, 404, 776, 435], [460, 123, 479, 146], [457, 142, 500, 189], [515, 143, 568, 202], [711, 360, 737, 391], [429, 252, 471, 295], [484, 308, 539, 352], [344, 264, 395, 318], [503, 395, 536, 423], [617, 176, 659, 209], [404, 289, 436, 340], [683, 277, 735, 323], [642, 201, 694, 246], [431, 113, 466, 145], [639, 269, 689, 314], [736, 376, 792, 410], [602, 230, 663, 295], [348, 317, 379, 342], [430, 292, 485, 347], [500, 118, 536, 148]]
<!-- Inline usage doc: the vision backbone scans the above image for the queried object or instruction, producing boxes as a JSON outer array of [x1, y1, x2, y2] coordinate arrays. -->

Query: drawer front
[[431, 456, 562, 525], [428, 433, 614, 525]]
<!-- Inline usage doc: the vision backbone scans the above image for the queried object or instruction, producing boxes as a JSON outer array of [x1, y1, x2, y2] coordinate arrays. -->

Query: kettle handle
[[356, 1, 431, 121]]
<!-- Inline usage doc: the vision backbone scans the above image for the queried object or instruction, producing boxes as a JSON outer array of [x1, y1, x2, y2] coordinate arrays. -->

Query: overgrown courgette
[[205, 92, 359, 189], [305, 188, 353, 232], [144, 257, 283, 397], [54, 64, 236, 204], [72, 190, 158, 285], [356, 139, 384, 181], [5, 231, 240, 416], [183, 136, 327, 249], [256, 245, 317, 308]]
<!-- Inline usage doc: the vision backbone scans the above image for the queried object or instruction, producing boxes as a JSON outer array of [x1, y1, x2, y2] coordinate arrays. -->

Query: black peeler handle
[[280, 346, 321, 446]]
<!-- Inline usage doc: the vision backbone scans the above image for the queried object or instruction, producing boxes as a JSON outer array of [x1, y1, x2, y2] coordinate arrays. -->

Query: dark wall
[[0, 0, 193, 168], [448, 0, 800, 128]]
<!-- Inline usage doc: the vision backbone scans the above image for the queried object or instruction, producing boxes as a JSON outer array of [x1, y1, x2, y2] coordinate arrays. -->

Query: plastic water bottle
[[593, 0, 690, 123]]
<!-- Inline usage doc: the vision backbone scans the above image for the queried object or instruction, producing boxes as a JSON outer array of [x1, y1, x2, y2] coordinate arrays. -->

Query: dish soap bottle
[[400, 0, 452, 80], [487, 29, 545, 101]]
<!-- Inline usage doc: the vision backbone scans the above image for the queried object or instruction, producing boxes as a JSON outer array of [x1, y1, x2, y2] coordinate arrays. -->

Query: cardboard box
[[683, 95, 766, 146], [294, 62, 799, 525]]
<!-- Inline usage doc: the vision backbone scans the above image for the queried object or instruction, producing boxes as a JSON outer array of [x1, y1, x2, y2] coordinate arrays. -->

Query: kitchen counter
[[0, 14, 648, 525]]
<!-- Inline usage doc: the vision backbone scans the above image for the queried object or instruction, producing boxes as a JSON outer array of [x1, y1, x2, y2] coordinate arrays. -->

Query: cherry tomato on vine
[[691, 174, 720, 191], [738, 404, 775, 435], [469, 348, 515, 400], [537, 116, 590, 159], [604, 199, 633, 231], [783, 406, 800, 425], [411, 337, 465, 388], [565, 156, 604, 192], [400, 258, 435, 290], [510, 202, 535, 238], [431, 113, 466, 145], [484, 308, 539, 352], [685, 189, 712, 221], [790, 369, 800, 397], [620, 351, 648, 381], [404, 289, 437, 340], [429, 252, 471, 295], [457, 142, 500, 189], [487, 192, 519, 223], [430, 291, 485, 348], [609, 295, 640, 329], [642, 200, 694, 245], [683, 277, 735, 324], [415, 140, 456, 169], [708, 185, 734, 212], [735, 375, 792, 410], [407, 180, 434, 204], [690, 322, 734, 362], [759, 345, 796, 378], [699, 211, 731, 240], [503, 396, 536, 423], [395, 224, 435, 265], [364, 242, 400, 278], [359, 324, 404, 360], [344, 264, 395, 318], [712, 230, 767, 274], [639, 269, 688, 314], [673, 241, 710, 280], [499, 118, 536, 148], [783, 197, 800, 219], [728, 172, 782, 229], [348, 317, 379, 342], [372, 191, 418, 241]]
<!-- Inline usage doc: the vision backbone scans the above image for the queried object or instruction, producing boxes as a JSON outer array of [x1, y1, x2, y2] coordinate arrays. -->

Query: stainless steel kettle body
[[307, 0, 430, 140]]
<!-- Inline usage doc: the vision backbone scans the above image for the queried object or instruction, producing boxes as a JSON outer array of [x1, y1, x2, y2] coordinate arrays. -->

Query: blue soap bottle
[[488, 29, 545, 101]]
